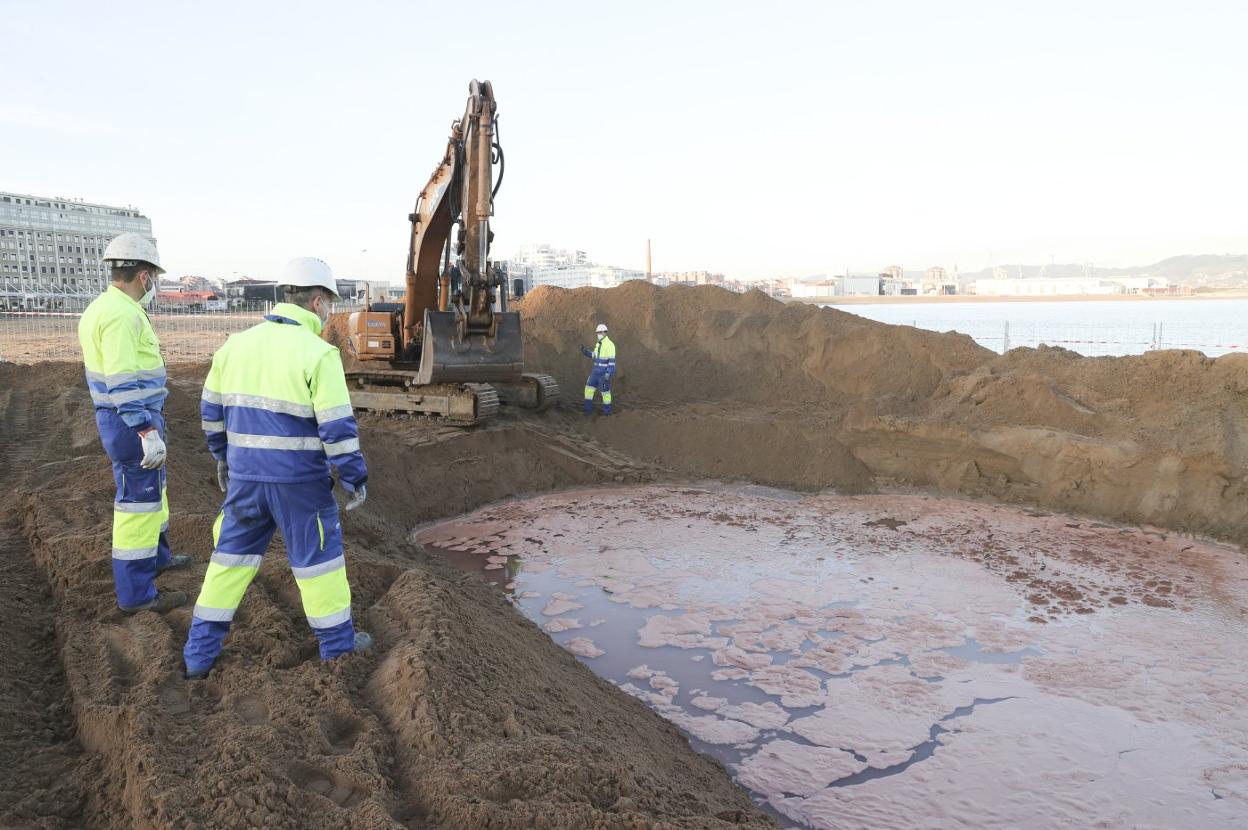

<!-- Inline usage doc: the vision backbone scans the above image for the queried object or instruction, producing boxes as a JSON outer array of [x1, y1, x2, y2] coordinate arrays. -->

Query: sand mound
[[517, 283, 1248, 544], [323, 281, 1248, 541], [518, 281, 990, 411]]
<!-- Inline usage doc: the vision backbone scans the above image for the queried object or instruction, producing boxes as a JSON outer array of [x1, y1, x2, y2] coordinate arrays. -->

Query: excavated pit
[[417, 484, 1248, 828], [4, 282, 1248, 828]]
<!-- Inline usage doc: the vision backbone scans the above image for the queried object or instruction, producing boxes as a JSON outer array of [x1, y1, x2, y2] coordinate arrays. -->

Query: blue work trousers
[[97, 409, 173, 608], [583, 369, 613, 413], [183, 477, 355, 674]]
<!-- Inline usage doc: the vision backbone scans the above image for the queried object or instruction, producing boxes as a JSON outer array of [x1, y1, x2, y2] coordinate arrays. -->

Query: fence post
[[1157, 322, 1163, 350], [1002, 320, 1010, 353]]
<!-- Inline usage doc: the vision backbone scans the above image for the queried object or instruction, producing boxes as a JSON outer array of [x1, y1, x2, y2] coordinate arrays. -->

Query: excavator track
[[468, 384, 501, 421], [528, 374, 560, 411], [492, 373, 560, 411], [345, 371, 500, 425]]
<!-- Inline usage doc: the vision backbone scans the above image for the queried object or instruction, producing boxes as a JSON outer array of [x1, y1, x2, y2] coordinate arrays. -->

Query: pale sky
[[3, 0, 1245, 281]]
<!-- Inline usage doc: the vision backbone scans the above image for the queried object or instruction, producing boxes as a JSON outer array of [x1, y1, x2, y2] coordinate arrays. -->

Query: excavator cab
[[341, 80, 557, 422]]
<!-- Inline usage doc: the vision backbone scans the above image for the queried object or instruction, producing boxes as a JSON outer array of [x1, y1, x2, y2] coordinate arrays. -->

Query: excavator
[[340, 79, 559, 423]]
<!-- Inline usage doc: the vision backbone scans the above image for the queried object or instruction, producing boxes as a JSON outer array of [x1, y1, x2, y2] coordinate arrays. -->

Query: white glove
[[138, 428, 167, 470], [344, 483, 367, 512], [216, 460, 229, 493]]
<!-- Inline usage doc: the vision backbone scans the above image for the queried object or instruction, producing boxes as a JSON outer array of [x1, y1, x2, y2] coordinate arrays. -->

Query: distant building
[[0, 190, 154, 309], [154, 290, 222, 312], [223, 277, 279, 307], [179, 275, 215, 292], [526, 264, 644, 290], [347, 280, 391, 304], [843, 275, 884, 296], [881, 265, 904, 281], [789, 276, 842, 298], [758, 279, 789, 298], [512, 243, 588, 271], [971, 277, 1122, 296], [921, 266, 955, 295], [663, 271, 725, 286], [333, 278, 366, 303], [882, 278, 914, 296], [1102, 275, 1171, 294]]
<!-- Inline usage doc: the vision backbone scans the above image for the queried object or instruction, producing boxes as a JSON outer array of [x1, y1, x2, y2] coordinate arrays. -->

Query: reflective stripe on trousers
[[584, 370, 613, 406], [183, 477, 354, 673], [97, 410, 173, 608]]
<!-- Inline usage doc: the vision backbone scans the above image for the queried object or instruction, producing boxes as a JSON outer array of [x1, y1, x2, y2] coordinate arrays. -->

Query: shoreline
[[794, 292, 1248, 305]]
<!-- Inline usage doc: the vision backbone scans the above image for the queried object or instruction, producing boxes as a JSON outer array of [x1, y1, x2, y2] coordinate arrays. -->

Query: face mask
[[316, 297, 330, 325], [139, 273, 156, 306], [596, 333, 605, 341]]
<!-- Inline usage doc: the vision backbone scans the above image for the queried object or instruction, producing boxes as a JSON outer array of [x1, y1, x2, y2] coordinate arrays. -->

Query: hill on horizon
[[959, 254, 1248, 282]]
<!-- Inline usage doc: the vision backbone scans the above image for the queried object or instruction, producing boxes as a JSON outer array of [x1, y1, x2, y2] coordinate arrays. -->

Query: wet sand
[[417, 484, 1248, 829]]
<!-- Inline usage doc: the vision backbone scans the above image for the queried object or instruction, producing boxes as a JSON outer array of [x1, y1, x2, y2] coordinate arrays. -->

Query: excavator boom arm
[[342, 78, 558, 419], [402, 79, 500, 356]]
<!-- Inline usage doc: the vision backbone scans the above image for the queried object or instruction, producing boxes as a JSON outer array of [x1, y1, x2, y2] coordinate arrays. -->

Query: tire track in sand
[[0, 382, 92, 826]]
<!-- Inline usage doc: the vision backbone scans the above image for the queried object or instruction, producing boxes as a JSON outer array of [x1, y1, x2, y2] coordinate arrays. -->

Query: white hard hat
[[596, 323, 608, 333], [278, 256, 341, 300], [103, 233, 164, 274]]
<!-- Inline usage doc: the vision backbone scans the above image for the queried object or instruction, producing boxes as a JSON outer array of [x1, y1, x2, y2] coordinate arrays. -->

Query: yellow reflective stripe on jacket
[[201, 302, 366, 485]]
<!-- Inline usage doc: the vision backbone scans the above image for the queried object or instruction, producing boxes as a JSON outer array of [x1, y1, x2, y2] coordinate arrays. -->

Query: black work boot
[[120, 590, 187, 614], [184, 664, 211, 681]]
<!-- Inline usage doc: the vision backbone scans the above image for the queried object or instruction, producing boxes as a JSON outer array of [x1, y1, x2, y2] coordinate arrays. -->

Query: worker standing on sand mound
[[183, 257, 373, 680], [78, 233, 190, 614], [580, 322, 617, 415]]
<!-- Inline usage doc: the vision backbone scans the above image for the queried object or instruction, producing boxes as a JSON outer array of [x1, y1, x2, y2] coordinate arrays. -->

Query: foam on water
[[416, 485, 1248, 829]]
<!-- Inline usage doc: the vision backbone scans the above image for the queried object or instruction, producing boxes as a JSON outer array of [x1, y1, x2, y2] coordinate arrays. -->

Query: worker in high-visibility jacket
[[183, 257, 372, 679], [579, 323, 617, 415], [78, 233, 190, 614]]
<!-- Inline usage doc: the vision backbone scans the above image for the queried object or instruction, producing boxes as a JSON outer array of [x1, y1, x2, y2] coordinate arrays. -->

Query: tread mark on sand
[[288, 762, 366, 807], [319, 714, 363, 754], [234, 694, 269, 726], [102, 627, 140, 688], [158, 681, 192, 719]]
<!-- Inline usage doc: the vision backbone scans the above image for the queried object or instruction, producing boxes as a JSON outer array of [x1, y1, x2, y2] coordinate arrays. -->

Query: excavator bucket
[[415, 309, 525, 385]]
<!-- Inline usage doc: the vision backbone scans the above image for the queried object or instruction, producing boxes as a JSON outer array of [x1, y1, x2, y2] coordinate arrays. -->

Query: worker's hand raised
[[138, 428, 167, 470]]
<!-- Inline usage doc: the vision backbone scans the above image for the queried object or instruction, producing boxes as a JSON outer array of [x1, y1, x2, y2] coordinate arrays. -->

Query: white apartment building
[[1, 190, 155, 309], [526, 264, 645, 290], [511, 243, 588, 271]]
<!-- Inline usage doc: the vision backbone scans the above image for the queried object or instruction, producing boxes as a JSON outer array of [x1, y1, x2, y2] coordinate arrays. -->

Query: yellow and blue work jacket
[[77, 285, 168, 429], [589, 335, 617, 375], [200, 303, 367, 487]]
